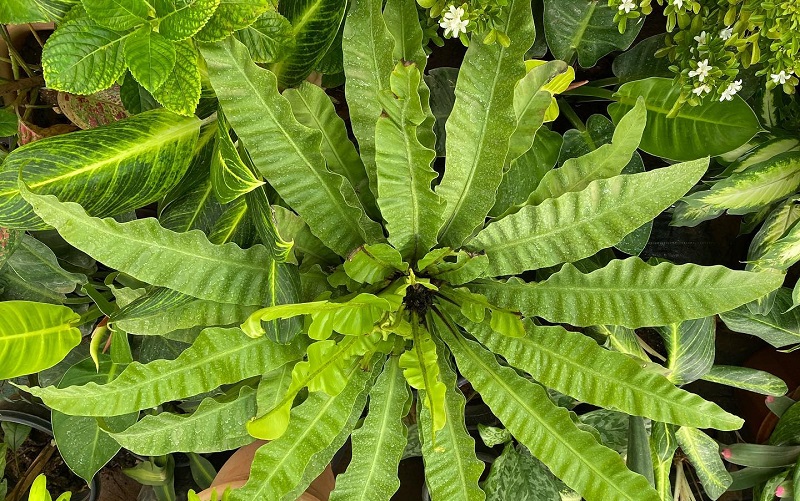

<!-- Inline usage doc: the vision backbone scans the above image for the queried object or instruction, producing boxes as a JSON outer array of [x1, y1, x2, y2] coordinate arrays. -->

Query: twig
[[0, 75, 43, 97]]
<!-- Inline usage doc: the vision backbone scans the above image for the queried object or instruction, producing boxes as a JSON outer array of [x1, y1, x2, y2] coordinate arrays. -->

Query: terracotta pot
[[196, 441, 335, 501]]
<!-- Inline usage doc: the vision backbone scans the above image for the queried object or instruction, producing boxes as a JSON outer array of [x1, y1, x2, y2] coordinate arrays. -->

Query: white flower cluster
[[771, 69, 795, 85], [618, 0, 636, 14], [440, 5, 469, 38]]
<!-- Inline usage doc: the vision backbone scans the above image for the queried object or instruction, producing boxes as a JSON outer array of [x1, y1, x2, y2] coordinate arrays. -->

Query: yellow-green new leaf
[[470, 258, 783, 328], [20, 189, 282, 306], [469, 159, 707, 276], [211, 114, 265, 204], [0, 109, 199, 229], [0, 301, 81, 379], [201, 37, 383, 257], [436, 0, 533, 248], [399, 320, 447, 435], [344, 244, 408, 285], [21, 327, 307, 416]]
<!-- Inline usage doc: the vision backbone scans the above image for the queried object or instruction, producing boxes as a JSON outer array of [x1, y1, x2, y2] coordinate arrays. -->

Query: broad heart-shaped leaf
[[542, 0, 644, 67], [0, 301, 80, 379], [399, 320, 447, 436], [657, 317, 715, 386], [211, 113, 265, 204], [452, 309, 743, 431], [195, 0, 272, 42], [525, 98, 647, 207], [609, 78, 761, 161], [435, 311, 660, 501], [110, 287, 257, 337], [0, 0, 77, 23], [701, 366, 788, 396], [109, 385, 257, 455], [329, 357, 409, 501], [468, 159, 708, 276], [20, 190, 282, 306], [154, 0, 220, 41], [201, 37, 383, 257], [272, 0, 346, 88], [720, 288, 800, 348], [436, 0, 534, 249], [41, 9, 129, 94], [21, 327, 307, 416], [124, 26, 177, 94], [416, 331, 485, 501], [283, 82, 376, 218], [470, 258, 783, 328], [229, 357, 379, 501], [376, 63, 446, 261], [82, 0, 149, 30], [151, 39, 202, 116], [675, 427, 732, 500], [235, 9, 294, 63], [52, 357, 137, 483], [0, 108, 199, 229], [682, 152, 800, 218]]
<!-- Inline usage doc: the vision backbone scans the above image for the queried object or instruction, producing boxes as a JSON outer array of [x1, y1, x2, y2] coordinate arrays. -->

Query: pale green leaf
[[109, 386, 257, 455], [124, 26, 177, 93], [675, 427, 732, 500], [234, 9, 294, 63], [469, 159, 708, 276], [20, 189, 283, 306], [151, 39, 202, 116], [244, 185, 294, 262], [470, 257, 783, 328], [400, 320, 447, 435], [454, 309, 743, 431], [82, 0, 149, 30], [609, 78, 761, 161], [436, 312, 660, 501], [751, 216, 800, 271], [201, 37, 383, 257], [701, 366, 788, 396], [0, 0, 77, 23], [211, 114, 265, 204], [543, 0, 643, 67], [195, 0, 272, 42], [0, 108, 199, 230], [154, 0, 220, 41], [720, 288, 800, 348], [0, 301, 81, 379], [330, 357, 409, 501], [588, 324, 649, 360], [426, 251, 489, 286], [208, 197, 257, 247], [256, 362, 294, 417], [41, 10, 129, 94], [657, 317, 715, 385], [436, 0, 534, 248], [343, 244, 407, 285], [650, 422, 678, 501], [21, 327, 307, 416]]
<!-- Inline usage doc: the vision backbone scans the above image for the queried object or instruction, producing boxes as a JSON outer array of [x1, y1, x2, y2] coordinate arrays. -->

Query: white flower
[[694, 31, 707, 45], [688, 59, 712, 82], [440, 5, 469, 38], [618, 0, 636, 14], [719, 80, 742, 101], [771, 70, 793, 85], [692, 84, 712, 96], [673, 0, 684, 9], [720, 26, 733, 40]]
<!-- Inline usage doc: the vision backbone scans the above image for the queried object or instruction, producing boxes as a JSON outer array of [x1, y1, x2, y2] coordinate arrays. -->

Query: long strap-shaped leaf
[[418, 326, 485, 501], [452, 309, 742, 431], [435, 0, 533, 248], [21, 188, 280, 306], [469, 257, 783, 328], [330, 356, 409, 501], [200, 37, 383, 257], [469, 158, 708, 276], [0, 109, 199, 229], [228, 357, 379, 501], [0, 301, 81, 379], [342, 0, 395, 200], [109, 386, 258, 455], [399, 317, 447, 435], [435, 310, 660, 501], [21, 327, 307, 416], [376, 63, 445, 261]]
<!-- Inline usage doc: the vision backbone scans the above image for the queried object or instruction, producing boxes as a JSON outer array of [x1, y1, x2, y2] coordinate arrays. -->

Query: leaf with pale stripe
[[675, 427, 732, 500], [468, 159, 707, 276], [109, 385, 257, 455], [21, 189, 281, 306], [201, 37, 383, 257], [21, 327, 307, 416], [657, 317, 715, 385], [720, 288, 800, 348], [436, 0, 533, 248], [436, 311, 660, 501], [0, 301, 81, 379], [330, 357, 409, 501], [211, 113, 265, 204], [0, 109, 199, 229], [451, 309, 742, 431], [701, 366, 788, 396]]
